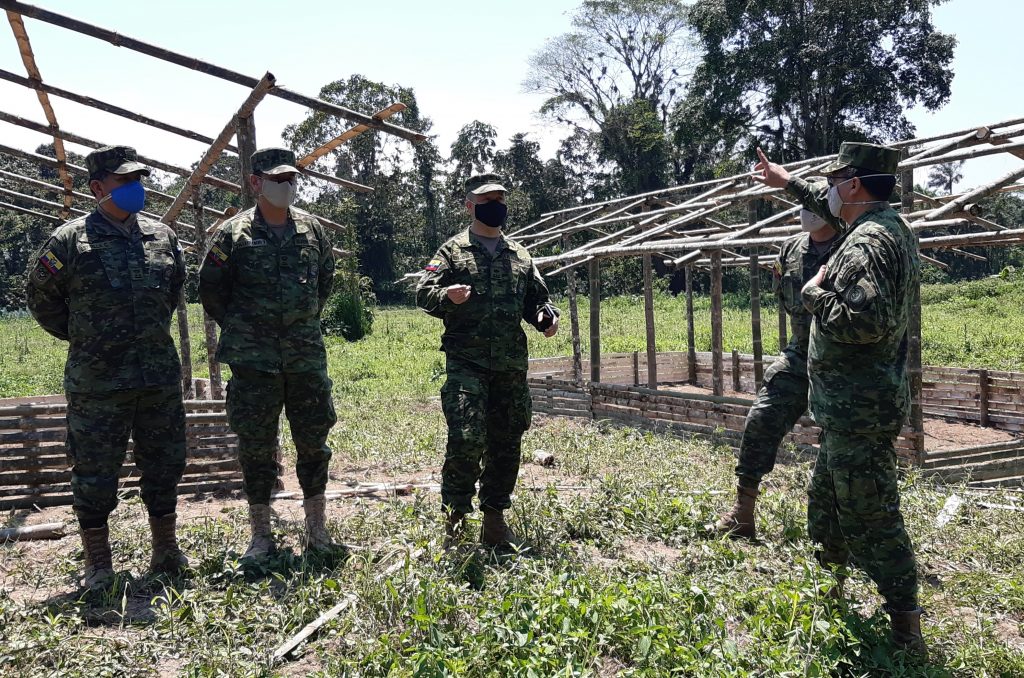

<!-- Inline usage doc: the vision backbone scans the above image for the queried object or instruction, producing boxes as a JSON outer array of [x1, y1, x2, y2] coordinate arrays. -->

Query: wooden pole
[[588, 259, 601, 383], [176, 293, 193, 398], [297, 102, 406, 167], [193, 189, 223, 399], [1, 0, 426, 143], [563, 236, 583, 385], [5, 11, 73, 218], [235, 114, 258, 209], [732, 349, 741, 392], [748, 201, 764, 387], [162, 73, 275, 227], [979, 369, 991, 427], [710, 251, 724, 396], [0, 522, 64, 542], [902, 157, 926, 465], [642, 253, 658, 389], [777, 296, 788, 352], [685, 265, 697, 384], [0, 198, 59, 221]]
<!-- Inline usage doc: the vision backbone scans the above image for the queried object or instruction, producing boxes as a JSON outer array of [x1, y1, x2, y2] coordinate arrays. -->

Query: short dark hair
[[89, 170, 111, 182], [852, 166, 896, 201]]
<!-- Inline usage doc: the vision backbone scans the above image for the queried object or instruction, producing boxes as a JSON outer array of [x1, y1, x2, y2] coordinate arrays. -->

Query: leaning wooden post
[[748, 201, 764, 387], [685, 265, 697, 384], [236, 113, 258, 209], [193, 188, 223, 399], [563, 236, 584, 385], [642, 253, 658, 388], [588, 258, 601, 383], [710, 251, 724, 396], [175, 295, 193, 398], [902, 155, 926, 465]]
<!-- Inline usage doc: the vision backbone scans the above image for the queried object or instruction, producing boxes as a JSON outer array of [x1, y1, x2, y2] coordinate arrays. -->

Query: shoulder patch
[[207, 244, 229, 267], [39, 250, 64, 276], [424, 258, 443, 272]]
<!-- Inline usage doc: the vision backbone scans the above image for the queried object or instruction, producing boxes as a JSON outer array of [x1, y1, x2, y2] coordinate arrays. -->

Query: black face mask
[[474, 200, 508, 228]]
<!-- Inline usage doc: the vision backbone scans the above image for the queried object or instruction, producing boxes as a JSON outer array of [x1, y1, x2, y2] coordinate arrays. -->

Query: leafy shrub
[[321, 274, 376, 341]]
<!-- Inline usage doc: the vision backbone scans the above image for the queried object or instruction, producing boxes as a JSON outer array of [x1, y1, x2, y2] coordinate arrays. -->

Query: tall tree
[[927, 161, 965, 195], [525, 0, 696, 192], [682, 0, 957, 168]]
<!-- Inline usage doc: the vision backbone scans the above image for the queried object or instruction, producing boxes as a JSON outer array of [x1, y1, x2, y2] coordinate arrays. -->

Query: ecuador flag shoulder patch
[[424, 258, 442, 272]]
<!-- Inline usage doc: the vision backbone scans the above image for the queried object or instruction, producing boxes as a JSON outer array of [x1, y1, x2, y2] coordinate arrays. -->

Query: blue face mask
[[103, 180, 146, 214], [474, 200, 508, 228]]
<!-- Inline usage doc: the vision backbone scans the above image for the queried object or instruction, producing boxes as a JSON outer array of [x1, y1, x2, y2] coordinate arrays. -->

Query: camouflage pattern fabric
[[807, 431, 919, 610], [440, 359, 532, 515], [198, 206, 335, 373], [226, 366, 336, 505], [251, 147, 301, 175], [735, 228, 838, 486], [415, 228, 555, 373], [26, 210, 186, 393], [417, 228, 555, 514], [85, 145, 150, 178], [66, 385, 186, 528], [820, 141, 901, 175]]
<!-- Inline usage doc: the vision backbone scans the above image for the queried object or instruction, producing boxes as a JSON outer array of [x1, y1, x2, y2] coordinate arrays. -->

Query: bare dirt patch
[[923, 418, 1018, 451]]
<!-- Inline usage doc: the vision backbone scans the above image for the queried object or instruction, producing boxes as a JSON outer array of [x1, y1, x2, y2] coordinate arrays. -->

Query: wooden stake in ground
[[589, 259, 601, 383]]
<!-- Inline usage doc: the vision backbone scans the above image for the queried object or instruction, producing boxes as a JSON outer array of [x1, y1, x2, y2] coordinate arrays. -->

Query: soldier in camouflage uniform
[[26, 146, 188, 588], [416, 173, 560, 548], [715, 189, 841, 539], [754, 143, 927, 657], [198, 148, 338, 560]]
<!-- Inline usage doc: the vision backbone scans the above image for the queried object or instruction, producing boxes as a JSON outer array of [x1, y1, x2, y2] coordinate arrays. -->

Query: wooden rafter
[[297, 103, 407, 168]]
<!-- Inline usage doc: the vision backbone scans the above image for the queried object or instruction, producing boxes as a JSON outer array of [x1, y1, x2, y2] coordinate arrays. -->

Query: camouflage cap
[[251, 147, 301, 176], [85, 145, 150, 180], [466, 173, 507, 195], [820, 142, 900, 175]]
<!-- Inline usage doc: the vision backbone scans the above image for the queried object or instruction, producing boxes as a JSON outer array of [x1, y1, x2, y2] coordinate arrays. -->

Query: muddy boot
[[149, 513, 189, 574], [242, 504, 276, 561], [79, 525, 114, 589], [887, 606, 928, 659], [481, 508, 518, 549], [302, 495, 337, 553], [443, 510, 467, 549], [713, 484, 758, 539]]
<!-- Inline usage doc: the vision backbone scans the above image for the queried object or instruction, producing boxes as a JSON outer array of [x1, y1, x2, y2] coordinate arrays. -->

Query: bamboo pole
[[898, 139, 1024, 171], [589, 259, 601, 383], [778, 297, 788, 353], [297, 102, 406, 168], [917, 164, 1024, 223], [979, 369, 991, 427], [642, 254, 657, 388], [902, 157, 925, 465], [749, 214, 764, 386], [235, 114, 258, 209], [176, 293, 193, 398], [732, 349, 741, 392], [5, 11, 73, 218], [0, 186, 87, 216], [710, 251, 724, 397], [162, 73, 275, 227], [193, 189, 223, 399], [685, 266, 696, 384], [563, 236, 584, 385], [0, 0, 425, 143], [0, 199, 58, 221], [0, 522, 65, 542]]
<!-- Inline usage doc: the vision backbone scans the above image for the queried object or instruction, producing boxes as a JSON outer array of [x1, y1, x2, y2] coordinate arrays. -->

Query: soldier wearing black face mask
[[416, 173, 560, 550]]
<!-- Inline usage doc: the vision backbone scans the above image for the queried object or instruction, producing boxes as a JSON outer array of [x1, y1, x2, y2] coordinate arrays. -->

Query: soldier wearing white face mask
[[715, 181, 840, 540]]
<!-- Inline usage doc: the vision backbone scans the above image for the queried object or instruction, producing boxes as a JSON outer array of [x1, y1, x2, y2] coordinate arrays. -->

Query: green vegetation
[[2, 282, 1023, 675]]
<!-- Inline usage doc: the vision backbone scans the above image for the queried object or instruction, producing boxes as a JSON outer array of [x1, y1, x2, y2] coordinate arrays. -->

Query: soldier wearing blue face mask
[[26, 145, 189, 589]]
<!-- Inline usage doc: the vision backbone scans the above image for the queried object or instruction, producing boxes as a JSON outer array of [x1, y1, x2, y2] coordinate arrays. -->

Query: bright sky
[[0, 0, 1020, 192]]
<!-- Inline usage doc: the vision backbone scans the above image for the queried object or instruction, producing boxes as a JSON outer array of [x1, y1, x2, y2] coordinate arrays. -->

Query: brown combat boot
[[481, 508, 519, 548], [713, 484, 758, 539], [242, 504, 276, 561], [79, 525, 114, 589], [149, 513, 189, 574], [887, 606, 929, 659], [302, 495, 337, 553], [443, 510, 466, 550]]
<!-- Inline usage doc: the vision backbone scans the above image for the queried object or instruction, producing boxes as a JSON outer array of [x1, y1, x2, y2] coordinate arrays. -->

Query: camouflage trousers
[[736, 369, 809, 488], [807, 430, 919, 610], [66, 385, 187, 529], [226, 366, 337, 505], [440, 361, 532, 515]]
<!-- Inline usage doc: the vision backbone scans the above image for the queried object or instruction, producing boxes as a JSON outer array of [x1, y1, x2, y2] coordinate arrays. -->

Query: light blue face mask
[[100, 180, 146, 213]]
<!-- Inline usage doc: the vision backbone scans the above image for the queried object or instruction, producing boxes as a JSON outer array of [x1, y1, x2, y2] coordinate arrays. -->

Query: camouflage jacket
[[416, 228, 554, 373], [25, 210, 186, 393], [797, 199, 920, 435], [198, 206, 335, 373], [767, 232, 839, 385]]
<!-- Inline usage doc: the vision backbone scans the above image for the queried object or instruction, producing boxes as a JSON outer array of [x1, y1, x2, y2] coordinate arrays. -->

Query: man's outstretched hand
[[751, 148, 791, 189]]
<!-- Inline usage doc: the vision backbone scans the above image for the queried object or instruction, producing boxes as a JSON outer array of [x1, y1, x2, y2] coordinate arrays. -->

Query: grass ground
[[2, 280, 1023, 676]]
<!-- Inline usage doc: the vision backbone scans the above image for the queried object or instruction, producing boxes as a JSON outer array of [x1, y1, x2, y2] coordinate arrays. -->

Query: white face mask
[[260, 177, 297, 208], [826, 174, 893, 218], [800, 209, 827, 233]]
